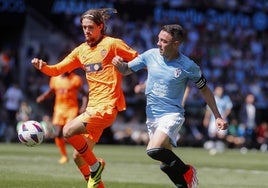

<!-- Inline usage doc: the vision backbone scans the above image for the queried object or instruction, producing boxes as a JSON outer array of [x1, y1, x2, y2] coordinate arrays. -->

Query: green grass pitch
[[0, 143, 267, 188]]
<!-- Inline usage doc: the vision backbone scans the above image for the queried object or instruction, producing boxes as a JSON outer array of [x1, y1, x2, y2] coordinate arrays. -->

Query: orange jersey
[[50, 73, 83, 112], [41, 36, 138, 113], [50, 73, 83, 125]]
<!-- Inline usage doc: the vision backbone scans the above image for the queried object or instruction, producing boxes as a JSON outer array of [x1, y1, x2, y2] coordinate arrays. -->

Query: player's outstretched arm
[[200, 85, 228, 130], [36, 89, 54, 103]]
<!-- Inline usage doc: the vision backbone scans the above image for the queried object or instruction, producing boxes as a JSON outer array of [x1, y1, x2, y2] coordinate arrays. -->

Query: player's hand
[[112, 55, 124, 67], [31, 58, 47, 70], [216, 117, 228, 130], [36, 95, 44, 103], [112, 55, 132, 75]]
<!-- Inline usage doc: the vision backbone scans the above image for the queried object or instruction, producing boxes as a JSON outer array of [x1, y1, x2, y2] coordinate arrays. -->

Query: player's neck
[[89, 35, 104, 47], [166, 51, 180, 61]]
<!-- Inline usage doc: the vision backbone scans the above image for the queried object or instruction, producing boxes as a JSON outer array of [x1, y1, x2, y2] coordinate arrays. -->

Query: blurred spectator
[[3, 82, 24, 142], [225, 118, 246, 149], [0, 49, 16, 88], [239, 93, 257, 149], [16, 100, 32, 123], [203, 85, 233, 154], [255, 122, 268, 152]]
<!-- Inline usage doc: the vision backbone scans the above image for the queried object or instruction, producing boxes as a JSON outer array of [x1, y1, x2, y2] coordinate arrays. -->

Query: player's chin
[[85, 35, 93, 41]]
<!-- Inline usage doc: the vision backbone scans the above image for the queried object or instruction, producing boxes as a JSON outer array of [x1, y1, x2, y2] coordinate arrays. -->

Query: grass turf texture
[[0, 143, 267, 188]]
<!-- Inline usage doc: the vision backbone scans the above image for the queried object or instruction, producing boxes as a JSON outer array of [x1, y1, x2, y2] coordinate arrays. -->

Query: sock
[[147, 148, 189, 187], [160, 163, 188, 187], [55, 137, 67, 157], [90, 161, 100, 172], [78, 164, 90, 181], [66, 135, 98, 166], [147, 148, 189, 174]]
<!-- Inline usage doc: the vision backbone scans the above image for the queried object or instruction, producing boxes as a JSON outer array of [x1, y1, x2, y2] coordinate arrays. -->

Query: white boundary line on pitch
[[201, 167, 268, 174]]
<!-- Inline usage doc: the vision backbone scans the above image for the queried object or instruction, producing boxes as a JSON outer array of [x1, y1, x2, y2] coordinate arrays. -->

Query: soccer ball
[[17, 120, 44, 147]]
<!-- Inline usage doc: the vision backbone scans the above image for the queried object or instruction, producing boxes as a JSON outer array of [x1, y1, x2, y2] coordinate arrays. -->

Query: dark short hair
[[162, 24, 184, 42]]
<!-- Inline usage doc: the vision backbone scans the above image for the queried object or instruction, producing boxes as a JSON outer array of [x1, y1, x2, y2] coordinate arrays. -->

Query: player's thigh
[[63, 117, 87, 137], [147, 130, 171, 149], [147, 113, 184, 149]]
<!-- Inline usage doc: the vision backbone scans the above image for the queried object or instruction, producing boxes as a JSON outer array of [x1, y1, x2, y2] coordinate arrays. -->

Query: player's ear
[[173, 40, 180, 47], [98, 23, 104, 31]]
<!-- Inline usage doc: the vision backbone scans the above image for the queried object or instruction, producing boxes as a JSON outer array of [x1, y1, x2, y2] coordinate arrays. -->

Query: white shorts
[[146, 113, 185, 147]]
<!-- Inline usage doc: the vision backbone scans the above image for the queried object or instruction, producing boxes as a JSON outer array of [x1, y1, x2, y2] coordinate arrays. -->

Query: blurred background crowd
[[0, 0, 268, 153]]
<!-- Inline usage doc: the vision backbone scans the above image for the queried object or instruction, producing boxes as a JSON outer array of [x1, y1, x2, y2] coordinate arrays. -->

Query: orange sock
[[55, 137, 67, 157], [78, 164, 90, 181], [66, 135, 97, 165]]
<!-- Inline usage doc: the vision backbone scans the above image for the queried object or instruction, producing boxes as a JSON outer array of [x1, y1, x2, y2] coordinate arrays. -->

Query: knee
[[63, 121, 86, 138], [62, 125, 72, 138]]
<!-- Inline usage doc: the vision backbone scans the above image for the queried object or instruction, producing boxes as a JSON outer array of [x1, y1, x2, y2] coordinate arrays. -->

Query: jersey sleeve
[[41, 47, 83, 76], [114, 39, 138, 61], [128, 49, 154, 72]]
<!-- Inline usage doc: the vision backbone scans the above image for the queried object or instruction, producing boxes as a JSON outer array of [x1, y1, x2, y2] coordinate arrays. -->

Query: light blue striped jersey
[[128, 48, 203, 118]]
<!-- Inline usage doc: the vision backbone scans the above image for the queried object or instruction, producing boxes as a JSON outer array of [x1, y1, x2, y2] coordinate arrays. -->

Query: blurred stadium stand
[[0, 0, 268, 149]]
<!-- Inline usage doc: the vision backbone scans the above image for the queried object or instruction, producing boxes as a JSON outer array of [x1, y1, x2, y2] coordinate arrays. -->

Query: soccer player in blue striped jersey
[[112, 24, 228, 188]]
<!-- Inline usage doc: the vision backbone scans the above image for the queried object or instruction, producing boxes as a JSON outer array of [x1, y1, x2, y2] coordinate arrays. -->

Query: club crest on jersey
[[174, 68, 182, 78], [101, 49, 107, 57], [82, 55, 87, 60]]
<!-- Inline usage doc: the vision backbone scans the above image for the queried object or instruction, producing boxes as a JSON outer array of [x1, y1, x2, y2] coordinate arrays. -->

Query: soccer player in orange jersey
[[36, 72, 87, 164], [36, 72, 95, 182], [32, 8, 138, 188]]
